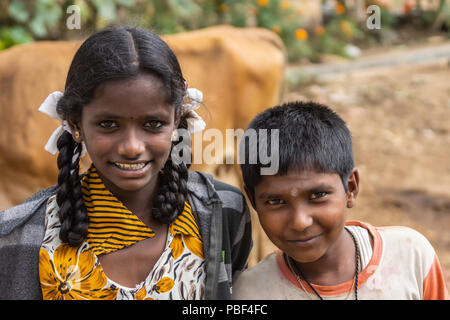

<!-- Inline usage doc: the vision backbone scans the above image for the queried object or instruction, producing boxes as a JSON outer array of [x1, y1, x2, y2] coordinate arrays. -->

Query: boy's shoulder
[[233, 251, 286, 299], [373, 224, 438, 280], [377, 224, 435, 256], [349, 221, 436, 259]]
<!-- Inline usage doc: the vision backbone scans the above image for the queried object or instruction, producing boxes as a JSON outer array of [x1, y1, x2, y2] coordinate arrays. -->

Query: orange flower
[[154, 277, 175, 293], [335, 2, 346, 15], [403, 0, 415, 15], [169, 233, 185, 260], [257, 0, 269, 7], [271, 25, 282, 34], [281, 0, 291, 9], [39, 244, 118, 300], [134, 285, 153, 300], [183, 235, 204, 259], [169, 231, 204, 260], [219, 3, 229, 13], [314, 25, 325, 36], [295, 28, 308, 41], [340, 20, 353, 38], [376, 0, 391, 7]]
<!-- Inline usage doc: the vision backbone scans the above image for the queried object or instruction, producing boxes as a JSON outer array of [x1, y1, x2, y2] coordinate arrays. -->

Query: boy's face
[[249, 169, 359, 264]]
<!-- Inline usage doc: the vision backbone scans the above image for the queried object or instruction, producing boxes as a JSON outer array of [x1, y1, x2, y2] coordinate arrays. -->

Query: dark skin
[[247, 168, 371, 286], [70, 74, 179, 288]]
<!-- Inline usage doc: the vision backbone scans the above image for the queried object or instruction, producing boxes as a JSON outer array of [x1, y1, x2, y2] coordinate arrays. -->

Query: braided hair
[[55, 27, 191, 246]]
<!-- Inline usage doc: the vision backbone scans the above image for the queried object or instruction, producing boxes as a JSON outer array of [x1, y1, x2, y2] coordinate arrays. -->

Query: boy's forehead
[[254, 170, 341, 195]]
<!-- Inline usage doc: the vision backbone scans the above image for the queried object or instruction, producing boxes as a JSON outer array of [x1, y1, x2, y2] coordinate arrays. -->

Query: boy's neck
[[293, 228, 357, 287]]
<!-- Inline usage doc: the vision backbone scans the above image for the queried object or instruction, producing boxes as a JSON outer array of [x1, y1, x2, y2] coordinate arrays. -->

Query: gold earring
[[74, 131, 80, 140]]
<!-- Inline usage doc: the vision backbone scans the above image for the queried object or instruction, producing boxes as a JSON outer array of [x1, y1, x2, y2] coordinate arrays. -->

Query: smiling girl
[[0, 27, 252, 300]]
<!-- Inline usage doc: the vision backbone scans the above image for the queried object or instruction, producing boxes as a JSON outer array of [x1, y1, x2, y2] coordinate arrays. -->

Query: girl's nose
[[117, 129, 145, 159]]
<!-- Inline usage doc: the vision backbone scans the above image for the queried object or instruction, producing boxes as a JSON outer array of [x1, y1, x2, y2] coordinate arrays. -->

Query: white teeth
[[114, 162, 146, 170]]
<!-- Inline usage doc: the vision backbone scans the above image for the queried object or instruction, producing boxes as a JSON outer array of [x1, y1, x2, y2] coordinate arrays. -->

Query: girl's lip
[[109, 161, 152, 178]]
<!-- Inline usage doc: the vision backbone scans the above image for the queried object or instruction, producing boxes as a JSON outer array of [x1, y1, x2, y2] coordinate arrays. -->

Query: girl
[[0, 27, 252, 300]]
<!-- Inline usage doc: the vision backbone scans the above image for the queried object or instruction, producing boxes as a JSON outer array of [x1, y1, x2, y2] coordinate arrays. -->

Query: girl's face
[[74, 74, 178, 197]]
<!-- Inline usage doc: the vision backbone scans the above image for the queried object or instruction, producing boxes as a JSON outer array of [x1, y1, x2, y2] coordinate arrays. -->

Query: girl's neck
[[293, 228, 356, 286], [102, 176, 159, 226]]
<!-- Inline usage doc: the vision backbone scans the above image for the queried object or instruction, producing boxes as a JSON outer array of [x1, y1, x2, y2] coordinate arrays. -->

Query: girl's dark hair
[[240, 101, 355, 199], [56, 26, 190, 246]]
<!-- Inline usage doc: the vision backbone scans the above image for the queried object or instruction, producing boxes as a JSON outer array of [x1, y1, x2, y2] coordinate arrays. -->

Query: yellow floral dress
[[39, 165, 206, 300]]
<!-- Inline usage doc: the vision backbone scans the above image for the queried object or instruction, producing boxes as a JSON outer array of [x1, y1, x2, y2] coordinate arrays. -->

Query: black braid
[[152, 153, 189, 224], [56, 131, 88, 246]]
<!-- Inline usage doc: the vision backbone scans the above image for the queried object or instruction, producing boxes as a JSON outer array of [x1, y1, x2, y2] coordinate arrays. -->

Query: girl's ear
[[67, 119, 83, 143], [346, 168, 360, 208]]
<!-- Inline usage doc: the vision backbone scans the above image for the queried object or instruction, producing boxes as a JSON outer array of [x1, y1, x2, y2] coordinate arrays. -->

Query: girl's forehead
[[93, 74, 166, 100], [83, 75, 172, 117]]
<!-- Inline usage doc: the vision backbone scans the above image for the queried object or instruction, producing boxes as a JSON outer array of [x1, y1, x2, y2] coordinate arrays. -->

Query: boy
[[233, 101, 449, 300]]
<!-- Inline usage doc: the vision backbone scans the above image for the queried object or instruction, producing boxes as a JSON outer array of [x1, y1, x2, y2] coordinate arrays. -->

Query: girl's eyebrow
[[258, 192, 281, 200], [91, 111, 170, 119]]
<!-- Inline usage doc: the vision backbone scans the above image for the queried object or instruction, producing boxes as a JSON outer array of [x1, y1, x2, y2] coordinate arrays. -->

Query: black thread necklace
[[284, 228, 360, 300]]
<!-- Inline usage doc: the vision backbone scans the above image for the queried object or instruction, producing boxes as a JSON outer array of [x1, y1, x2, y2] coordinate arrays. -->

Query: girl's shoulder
[[0, 185, 57, 237], [187, 170, 246, 210]]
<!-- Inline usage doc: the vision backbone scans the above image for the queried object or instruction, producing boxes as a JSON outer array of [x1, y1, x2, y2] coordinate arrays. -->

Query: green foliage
[[0, 0, 449, 61], [0, 0, 138, 49]]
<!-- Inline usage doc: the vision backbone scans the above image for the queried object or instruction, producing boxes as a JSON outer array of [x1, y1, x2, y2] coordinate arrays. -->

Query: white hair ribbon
[[172, 88, 206, 141], [38, 91, 86, 157]]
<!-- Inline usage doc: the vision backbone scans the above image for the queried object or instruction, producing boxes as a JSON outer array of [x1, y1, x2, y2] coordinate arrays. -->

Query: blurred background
[[1, 0, 449, 289]]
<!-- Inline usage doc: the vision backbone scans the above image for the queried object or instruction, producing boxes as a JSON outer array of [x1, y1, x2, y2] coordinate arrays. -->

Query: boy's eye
[[98, 120, 118, 129], [144, 120, 163, 129], [266, 198, 285, 206], [310, 192, 328, 200]]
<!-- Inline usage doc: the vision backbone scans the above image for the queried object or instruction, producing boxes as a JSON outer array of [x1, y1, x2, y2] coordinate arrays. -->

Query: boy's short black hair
[[240, 101, 355, 197]]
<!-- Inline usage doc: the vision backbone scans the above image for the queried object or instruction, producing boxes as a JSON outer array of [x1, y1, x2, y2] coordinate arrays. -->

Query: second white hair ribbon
[[171, 87, 206, 141]]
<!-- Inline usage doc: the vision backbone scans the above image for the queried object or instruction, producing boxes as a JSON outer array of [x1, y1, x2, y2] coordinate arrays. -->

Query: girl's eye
[[310, 192, 328, 200], [266, 198, 285, 206], [144, 120, 163, 129], [98, 120, 118, 129]]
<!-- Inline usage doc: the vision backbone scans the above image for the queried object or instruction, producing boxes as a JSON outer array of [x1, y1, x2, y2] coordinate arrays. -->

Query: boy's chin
[[283, 245, 327, 265]]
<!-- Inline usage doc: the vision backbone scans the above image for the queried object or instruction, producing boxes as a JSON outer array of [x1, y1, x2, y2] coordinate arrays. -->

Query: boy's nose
[[290, 206, 313, 232], [117, 129, 145, 159]]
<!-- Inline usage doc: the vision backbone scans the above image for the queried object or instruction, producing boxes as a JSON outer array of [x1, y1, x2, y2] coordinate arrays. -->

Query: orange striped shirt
[[81, 165, 201, 256]]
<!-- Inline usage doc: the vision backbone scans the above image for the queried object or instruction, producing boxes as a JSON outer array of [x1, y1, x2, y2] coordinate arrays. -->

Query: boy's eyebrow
[[309, 183, 335, 193], [258, 183, 335, 199]]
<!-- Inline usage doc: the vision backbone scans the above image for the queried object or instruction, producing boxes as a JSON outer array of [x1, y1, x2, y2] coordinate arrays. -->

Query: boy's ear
[[243, 185, 256, 210], [346, 168, 360, 208], [67, 119, 83, 143]]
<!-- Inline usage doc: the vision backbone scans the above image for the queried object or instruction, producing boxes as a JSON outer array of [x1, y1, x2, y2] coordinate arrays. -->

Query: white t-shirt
[[232, 221, 449, 300]]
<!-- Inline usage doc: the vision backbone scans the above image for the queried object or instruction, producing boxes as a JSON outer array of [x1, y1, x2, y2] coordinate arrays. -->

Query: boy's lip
[[286, 233, 323, 247]]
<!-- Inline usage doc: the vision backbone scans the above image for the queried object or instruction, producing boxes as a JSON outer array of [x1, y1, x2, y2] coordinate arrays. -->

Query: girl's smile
[[109, 160, 153, 178]]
